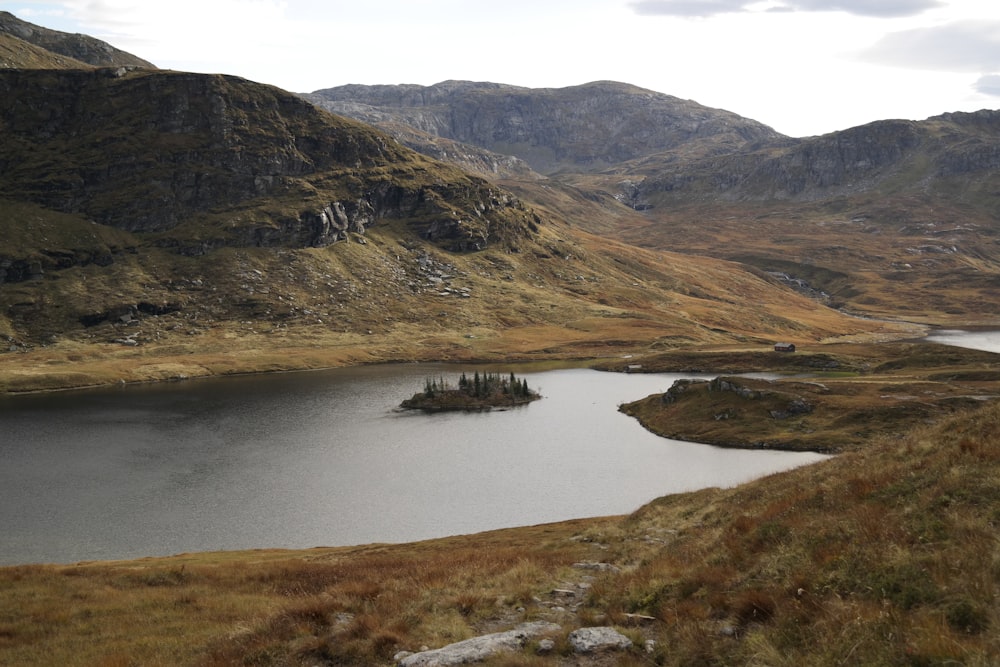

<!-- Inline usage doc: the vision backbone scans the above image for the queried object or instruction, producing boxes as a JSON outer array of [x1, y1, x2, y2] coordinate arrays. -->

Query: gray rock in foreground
[[568, 626, 633, 653], [397, 621, 561, 666]]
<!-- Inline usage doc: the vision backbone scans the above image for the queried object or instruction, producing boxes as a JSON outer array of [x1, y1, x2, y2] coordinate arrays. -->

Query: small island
[[400, 371, 541, 412]]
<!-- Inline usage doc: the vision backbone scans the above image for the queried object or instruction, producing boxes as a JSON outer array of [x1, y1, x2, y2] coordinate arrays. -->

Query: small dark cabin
[[774, 342, 796, 353]]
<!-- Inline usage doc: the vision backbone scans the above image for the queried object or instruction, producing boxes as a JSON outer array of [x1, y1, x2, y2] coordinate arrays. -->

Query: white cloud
[[780, 0, 944, 18], [974, 74, 1000, 97], [630, 0, 747, 17], [8, 0, 1000, 137], [630, 0, 943, 18], [858, 20, 1000, 72]]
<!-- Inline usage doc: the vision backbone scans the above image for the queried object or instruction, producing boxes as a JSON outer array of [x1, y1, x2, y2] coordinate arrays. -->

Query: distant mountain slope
[[0, 32, 92, 69], [356, 116, 543, 181], [320, 74, 1000, 325], [306, 80, 787, 175], [611, 110, 1000, 325], [635, 111, 1000, 204], [0, 11, 154, 69]]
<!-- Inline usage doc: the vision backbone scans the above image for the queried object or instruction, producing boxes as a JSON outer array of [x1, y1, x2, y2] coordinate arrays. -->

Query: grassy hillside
[[546, 113, 1000, 326], [0, 32, 92, 69], [0, 68, 909, 394], [613, 196, 1000, 326], [3, 380, 998, 665], [0, 205, 906, 393], [525, 167, 1000, 327]]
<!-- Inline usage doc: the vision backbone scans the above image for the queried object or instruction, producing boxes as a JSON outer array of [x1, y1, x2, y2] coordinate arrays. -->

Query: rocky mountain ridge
[[608, 109, 1000, 325], [312, 78, 1000, 215], [634, 111, 1000, 204], [0, 11, 154, 69], [306, 80, 786, 175]]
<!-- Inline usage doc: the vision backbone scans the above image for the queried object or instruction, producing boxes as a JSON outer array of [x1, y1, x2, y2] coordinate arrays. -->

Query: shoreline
[[4, 331, 997, 568], [0, 326, 935, 397]]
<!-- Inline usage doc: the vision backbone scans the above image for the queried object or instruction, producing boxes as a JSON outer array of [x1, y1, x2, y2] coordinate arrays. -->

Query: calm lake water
[[0, 365, 829, 565]]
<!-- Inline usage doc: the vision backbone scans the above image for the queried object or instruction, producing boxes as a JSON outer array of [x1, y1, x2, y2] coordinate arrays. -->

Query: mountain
[[306, 80, 787, 175], [310, 78, 1000, 325], [367, 119, 543, 181], [0, 63, 891, 392], [310, 104, 544, 181], [633, 111, 1000, 203], [613, 111, 1000, 324], [0, 68, 535, 347], [0, 32, 92, 69], [4, 14, 1000, 667], [0, 68, 536, 251], [0, 11, 154, 69]]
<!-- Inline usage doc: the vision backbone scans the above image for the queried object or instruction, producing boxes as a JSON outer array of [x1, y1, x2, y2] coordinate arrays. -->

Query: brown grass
[[0, 521, 612, 666], [0, 204, 914, 395], [611, 196, 1000, 328], [603, 401, 1000, 665], [618, 342, 1000, 452]]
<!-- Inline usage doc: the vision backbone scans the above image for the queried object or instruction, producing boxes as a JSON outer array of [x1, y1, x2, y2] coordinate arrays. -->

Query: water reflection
[[0, 365, 827, 565], [925, 330, 1000, 354]]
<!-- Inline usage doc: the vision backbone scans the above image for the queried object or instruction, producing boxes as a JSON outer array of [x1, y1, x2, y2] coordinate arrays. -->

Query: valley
[[2, 9, 1000, 666]]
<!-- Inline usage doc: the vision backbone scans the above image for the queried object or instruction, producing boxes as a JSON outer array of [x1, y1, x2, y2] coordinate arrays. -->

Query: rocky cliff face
[[929, 110, 1000, 177], [307, 80, 786, 175], [0, 69, 540, 255]]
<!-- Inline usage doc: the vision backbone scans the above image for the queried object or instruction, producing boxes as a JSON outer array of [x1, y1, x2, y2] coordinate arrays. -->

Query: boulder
[[397, 621, 560, 666], [567, 626, 633, 654]]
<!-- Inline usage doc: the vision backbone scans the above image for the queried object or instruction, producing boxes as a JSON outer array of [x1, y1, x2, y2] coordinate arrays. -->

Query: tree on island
[[400, 371, 541, 412]]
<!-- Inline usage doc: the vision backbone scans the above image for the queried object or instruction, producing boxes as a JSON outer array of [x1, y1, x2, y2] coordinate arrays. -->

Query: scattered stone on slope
[[395, 621, 561, 666], [567, 626, 634, 653]]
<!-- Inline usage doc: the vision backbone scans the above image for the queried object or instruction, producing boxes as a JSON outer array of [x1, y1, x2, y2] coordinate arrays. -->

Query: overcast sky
[[10, 0, 1000, 137]]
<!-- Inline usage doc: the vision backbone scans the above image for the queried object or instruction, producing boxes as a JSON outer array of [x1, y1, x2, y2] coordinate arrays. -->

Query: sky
[[8, 0, 1000, 137]]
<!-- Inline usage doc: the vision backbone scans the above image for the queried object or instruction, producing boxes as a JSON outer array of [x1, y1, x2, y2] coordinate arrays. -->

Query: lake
[[925, 329, 1000, 354], [0, 364, 828, 565]]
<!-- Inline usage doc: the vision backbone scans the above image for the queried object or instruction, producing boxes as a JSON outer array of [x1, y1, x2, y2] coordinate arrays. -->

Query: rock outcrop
[[567, 626, 634, 653], [395, 621, 560, 666], [393, 622, 638, 665]]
